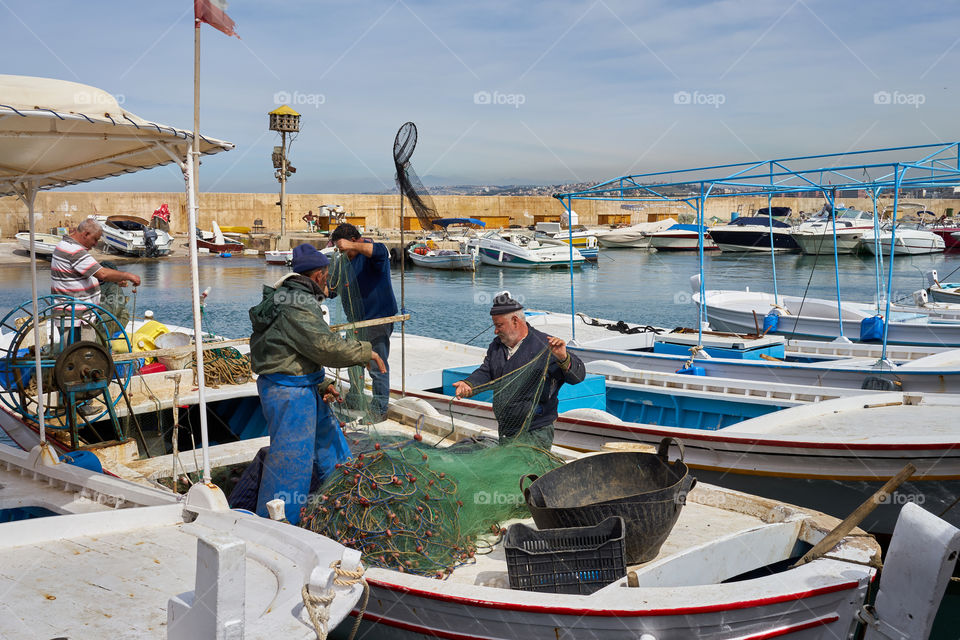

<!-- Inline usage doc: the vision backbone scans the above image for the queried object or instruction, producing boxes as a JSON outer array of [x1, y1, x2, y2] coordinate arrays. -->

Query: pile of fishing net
[[299, 431, 562, 578]]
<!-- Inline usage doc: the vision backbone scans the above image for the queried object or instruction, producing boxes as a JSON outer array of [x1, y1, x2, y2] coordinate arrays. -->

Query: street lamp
[[269, 105, 300, 238]]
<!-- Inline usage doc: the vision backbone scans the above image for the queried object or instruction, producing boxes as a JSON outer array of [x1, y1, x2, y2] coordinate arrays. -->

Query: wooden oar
[[791, 462, 916, 568]]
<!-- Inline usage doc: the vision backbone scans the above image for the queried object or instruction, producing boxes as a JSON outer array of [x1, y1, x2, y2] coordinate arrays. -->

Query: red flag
[[194, 0, 239, 38]]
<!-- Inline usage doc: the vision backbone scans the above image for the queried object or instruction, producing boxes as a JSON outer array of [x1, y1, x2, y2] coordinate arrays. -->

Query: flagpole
[[191, 15, 212, 484]]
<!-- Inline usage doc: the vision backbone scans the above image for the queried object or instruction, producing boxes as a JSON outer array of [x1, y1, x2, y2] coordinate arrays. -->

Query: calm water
[[2, 250, 959, 345]]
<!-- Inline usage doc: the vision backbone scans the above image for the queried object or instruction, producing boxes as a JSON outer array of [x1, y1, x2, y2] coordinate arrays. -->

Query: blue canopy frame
[[554, 141, 960, 361]]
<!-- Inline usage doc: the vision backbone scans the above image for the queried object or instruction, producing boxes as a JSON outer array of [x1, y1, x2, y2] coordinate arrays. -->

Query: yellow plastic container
[[110, 320, 169, 363]]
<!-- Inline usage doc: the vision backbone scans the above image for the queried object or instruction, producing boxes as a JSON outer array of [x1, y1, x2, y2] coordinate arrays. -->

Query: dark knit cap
[[490, 291, 523, 316], [291, 244, 330, 274]]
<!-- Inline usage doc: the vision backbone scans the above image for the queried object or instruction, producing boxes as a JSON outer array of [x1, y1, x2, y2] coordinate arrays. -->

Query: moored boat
[[860, 223, 945, 255], [197, 220, 244, 254], [790, 207, 877, 255], [15, 231, 61, 256], [407, 241, 479, 270], [595, 218, 677, 248], [101, 214, 174, 257], [467, 230, 585, 268], [708, 212, 798, 253], [648, 223, 718, 251]]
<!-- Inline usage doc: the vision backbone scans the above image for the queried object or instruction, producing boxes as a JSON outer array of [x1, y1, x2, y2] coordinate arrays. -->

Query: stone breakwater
[[3, 192, 959, 237]]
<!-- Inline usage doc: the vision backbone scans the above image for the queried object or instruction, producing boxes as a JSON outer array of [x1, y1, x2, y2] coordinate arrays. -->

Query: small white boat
[[929, 282, 960, 304], [264, 249, 292, 265], [467, 230, 584, 268], [534, 222, 599, 260], [15, 231, 61, 256], [594, 218, 677, 248], [101, 214, 174, 257], [860, 223, 945, 255], [648, 223, 718, 251], [790, 207, 877, 255], [407, 241, 478, 270]]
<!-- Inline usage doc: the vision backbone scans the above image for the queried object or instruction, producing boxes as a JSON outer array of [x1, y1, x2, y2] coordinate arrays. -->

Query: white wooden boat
[[929, 282, 960, 303], [696, 285, 960, 347], [15, 231, 60, 256], [395, 388, 960, 537], [407, 241, 478, 270], [859, 224, 945, 255], [649, 223, 718, 251], [101, 214, 174, 257], [0, 442, 364, 639], [467, 230, 584, 268], [594, 218, 677, 248], [790, 208, 876, 255]]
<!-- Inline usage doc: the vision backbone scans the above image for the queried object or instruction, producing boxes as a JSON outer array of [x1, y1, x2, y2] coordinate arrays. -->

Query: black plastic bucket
[[521, 437, 695, 564]]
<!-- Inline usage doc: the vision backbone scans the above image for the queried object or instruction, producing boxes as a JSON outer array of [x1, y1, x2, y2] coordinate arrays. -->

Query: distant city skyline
[[4, 1, 959, 194]]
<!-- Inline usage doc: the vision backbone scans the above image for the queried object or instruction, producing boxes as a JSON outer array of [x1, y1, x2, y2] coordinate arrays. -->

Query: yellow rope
[[301, 560, 369, 640]]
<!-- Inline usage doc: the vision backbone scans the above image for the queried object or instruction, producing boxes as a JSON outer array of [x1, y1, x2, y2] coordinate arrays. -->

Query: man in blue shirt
[[330, 223, 398, 419]]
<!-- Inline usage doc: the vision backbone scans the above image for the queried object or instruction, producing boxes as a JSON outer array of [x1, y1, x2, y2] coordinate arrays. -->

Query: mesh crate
[[504, 516, 627, 595]]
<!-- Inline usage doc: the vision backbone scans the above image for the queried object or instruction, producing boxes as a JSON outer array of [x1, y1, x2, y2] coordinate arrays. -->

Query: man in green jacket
[[249, 244, 385, 524]]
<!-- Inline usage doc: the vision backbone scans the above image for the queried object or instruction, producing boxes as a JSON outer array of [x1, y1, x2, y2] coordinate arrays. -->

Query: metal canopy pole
[[16, 181, 46, 444], [827, 188, 844, 338], [880, 167, 903, 363], [565, 196, 576, 343]]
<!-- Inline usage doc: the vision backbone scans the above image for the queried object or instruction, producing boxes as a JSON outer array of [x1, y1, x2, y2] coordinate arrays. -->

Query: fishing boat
[[101, 214, 174, 257], [407, 241, 479, 270], [197, 220, 244, 254], [790, 207, 877, 255], [930, 222, 960, 251], [696, 284, 960, 347], [15, 231, 60, 256], [859, 223, 945, 255], [648, 223, 718, 251], [929, 281, 960, 304], [594, 218, 677, 248], [708, 211, 799, 253], [467, 230, 585, 269]]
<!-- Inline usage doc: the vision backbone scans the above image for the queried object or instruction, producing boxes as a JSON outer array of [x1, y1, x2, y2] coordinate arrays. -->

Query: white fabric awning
[[0, 74, 234, 196]]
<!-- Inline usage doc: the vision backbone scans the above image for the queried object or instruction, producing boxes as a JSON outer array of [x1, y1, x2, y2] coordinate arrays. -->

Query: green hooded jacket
[[249, 274, 372, 377]]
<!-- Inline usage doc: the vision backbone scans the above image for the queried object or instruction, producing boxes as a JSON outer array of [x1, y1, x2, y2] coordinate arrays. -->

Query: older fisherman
[[249, 244, 385, 524], [453, 292, 585, 448]]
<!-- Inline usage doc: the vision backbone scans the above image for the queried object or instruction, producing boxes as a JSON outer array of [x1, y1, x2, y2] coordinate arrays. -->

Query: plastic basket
[[504, 516, 626, 595]]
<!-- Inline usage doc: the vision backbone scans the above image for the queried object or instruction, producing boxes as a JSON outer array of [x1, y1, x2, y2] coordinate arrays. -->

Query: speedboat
[[708, 209, 798, 253], [534, 222, 599, 261], [790, 207, 876, 255], [594, 218, 676, 248], [467, 230, 584, 268], [264, 249, 292, 265], [101, 214, 173, 257], [15, 232, 60, 257], [859, 223, 945, 255], [648, 223, 718, 251]]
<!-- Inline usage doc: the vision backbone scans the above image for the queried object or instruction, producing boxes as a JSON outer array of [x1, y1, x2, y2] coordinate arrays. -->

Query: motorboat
[[467, 230, 584, 268], [534, 222, 599, 261], [15, 231, 60, 257], [708, 211, 798, 253], [196, 220, 244, 255], [859, 223, 945, 255], [930, 222, 960, 251], [407, 240, 478, 271], [101, 214, 174, 257], [790, 207, 877, 255], [648, 223, 718, 251], [594, 218, 677, 248]]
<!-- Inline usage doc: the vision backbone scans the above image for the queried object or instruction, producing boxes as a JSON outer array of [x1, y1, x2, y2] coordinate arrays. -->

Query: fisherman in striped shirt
[[51, 218, 141, 311]]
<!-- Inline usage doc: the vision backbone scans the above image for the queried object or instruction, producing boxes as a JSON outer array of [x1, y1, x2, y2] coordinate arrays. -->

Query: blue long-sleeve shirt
[[463, 324, 585, 436], [332, 243, 398, 321]]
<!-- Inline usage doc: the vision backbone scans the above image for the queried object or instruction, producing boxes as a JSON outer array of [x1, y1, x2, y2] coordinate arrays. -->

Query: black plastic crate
[[504, 516, 627, 595]]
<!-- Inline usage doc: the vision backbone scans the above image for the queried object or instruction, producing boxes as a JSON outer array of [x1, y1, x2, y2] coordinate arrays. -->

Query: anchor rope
[[302, 560, 369, 640]]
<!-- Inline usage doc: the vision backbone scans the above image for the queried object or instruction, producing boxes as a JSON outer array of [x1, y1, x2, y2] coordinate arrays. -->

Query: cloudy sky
[[4, 0, 958, 193]]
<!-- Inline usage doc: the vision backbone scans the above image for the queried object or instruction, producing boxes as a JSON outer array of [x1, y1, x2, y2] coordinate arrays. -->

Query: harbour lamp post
[[269, 105, 300, 237]]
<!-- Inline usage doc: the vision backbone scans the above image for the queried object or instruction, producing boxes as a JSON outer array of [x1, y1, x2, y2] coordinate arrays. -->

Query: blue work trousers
[[255, 372, 350, 524]]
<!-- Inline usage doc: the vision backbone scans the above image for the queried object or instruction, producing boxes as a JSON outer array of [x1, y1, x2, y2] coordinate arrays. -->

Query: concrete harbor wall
[[3, 191, 960, 237]]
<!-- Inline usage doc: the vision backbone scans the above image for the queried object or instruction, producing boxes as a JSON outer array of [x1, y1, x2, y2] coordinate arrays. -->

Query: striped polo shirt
[[51, 236, 102, 309]]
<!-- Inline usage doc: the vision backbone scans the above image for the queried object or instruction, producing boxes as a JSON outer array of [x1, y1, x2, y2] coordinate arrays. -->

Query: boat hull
[[476, 247, 582, 269], [649, 234, 718, 252], [790, 230, 864, 255], [708, 229, 799, 253], [860, 232, 945, 255], [408, 251, 478, 271]]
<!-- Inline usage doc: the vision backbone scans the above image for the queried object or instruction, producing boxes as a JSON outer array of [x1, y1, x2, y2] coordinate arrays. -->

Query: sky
[[3, 0, 959, 193]]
